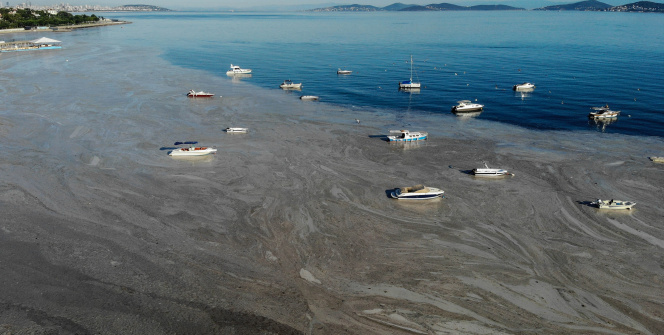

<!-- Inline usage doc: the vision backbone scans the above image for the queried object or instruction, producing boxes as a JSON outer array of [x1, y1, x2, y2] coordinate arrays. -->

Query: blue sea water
[[97, 11, 664, 137]]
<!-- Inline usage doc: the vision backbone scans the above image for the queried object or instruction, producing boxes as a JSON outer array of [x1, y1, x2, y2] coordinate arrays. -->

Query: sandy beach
[[1, 33, 663, 334]]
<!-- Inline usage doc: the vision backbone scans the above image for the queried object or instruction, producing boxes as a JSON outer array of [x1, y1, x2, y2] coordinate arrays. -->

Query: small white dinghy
[[300, 95, 319, 101], [390, 184, 444, 200], [591, 199, 636, 210], [225, 127, 248, 133], [472, 162, 514, 177], [649, 156, 664, 163]]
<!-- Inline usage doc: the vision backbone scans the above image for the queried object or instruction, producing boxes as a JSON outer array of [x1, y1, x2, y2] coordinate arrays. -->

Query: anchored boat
[[589, 105, 620, 119], [387, 129, 427, 142], [226, 64, 252, 75], [300, 95, 319, 101], [169, 141, 217, 156], [513, 82, 535, 91], [591, 199, 636, 210], [390, 184, 444, 200], [398, 55, 421, 89], [452, 100, 484, 113], [187, 89, 214, 98], [473, 162, 514, 177], [280, 80, 302, 89]]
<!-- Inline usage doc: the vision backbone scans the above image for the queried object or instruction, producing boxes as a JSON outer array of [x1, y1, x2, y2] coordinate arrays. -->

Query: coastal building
[[0, 36, 61, 52]]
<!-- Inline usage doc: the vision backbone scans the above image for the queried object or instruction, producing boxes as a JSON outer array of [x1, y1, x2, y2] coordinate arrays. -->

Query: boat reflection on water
[[229, 73, 252, 82], [388, 140, 425, 150], [589, 117, 617, 132], [514, 88, 534, 100], [452, 110, 482, 119], [169, 154, 216, 163], [399, 87, 421, 94]]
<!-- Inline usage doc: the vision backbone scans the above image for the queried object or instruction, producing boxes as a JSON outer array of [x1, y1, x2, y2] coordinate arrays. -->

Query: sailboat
[[399, 55, 421, 89]]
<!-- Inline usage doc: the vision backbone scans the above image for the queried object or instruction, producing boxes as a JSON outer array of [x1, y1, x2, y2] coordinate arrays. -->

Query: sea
[[35, 11, 664, 137]]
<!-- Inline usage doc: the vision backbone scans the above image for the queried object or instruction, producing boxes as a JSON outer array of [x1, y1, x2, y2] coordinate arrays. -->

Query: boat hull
[[387, 130, 428, 142], [226, 128, 248, 133], [452, 106, 483, 112], [280, 84, 302, 89], [589, 113, 619, 119], [473, 168, 512, 176], [592, 199, 636, 210], [169, 148, 217, 156], [387, 136, 427, 142], [390, 186, 444, 200], [399, 83, 421, 89], [513, 83, 535, 91], [187, 94, 214, 98]]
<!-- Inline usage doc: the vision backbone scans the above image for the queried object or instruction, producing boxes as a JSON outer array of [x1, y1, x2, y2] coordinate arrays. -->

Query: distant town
[[0, 3, 170, 12]]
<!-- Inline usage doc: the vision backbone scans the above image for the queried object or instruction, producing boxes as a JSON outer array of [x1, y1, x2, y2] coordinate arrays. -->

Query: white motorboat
[[169, 146, 217, 156], [226, 64, 252, 75], [473, 163, 514, 177], [337, 68, 352, 75], [390, 184, 444, 200], [513, 82, 535, 91], [649, 157, 664, 163], [280, 80, 302, 89], [300, 95, 319, 101], [591, 199, 636, 210], [387, 129, 428, 142], [187, 89, 215, 98], [399, 55, 421, 89], [452, 100, 484, 112], [589, 105, 620, 119], [225, 127, 248, 133]]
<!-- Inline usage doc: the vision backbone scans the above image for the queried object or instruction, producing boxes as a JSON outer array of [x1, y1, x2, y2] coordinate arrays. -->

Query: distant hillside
[[535, 0, 611, 10], [119, 4, 171, 11], [309, 2, 524, 11], [307, 1, 662, 12], [383, 2, 418, 10], [471, 4, 526, 9], [308, 4, 381, 11], [606, 0, 664, 11], [405, 3, 467, 10]]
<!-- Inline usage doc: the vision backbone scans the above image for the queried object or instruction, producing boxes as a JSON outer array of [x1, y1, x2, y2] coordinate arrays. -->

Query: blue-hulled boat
[[387, 129, 427, 142]]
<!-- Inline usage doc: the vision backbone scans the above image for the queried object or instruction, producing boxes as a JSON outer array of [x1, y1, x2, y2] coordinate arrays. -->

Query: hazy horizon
[[21, 0, 631, 11]]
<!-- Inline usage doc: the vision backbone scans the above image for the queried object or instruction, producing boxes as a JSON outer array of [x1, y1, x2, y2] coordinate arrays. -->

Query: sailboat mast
[[410, 55, 413, 81]]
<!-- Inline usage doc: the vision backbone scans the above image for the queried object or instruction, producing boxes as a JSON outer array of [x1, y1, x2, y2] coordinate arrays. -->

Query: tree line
[[0, 8, 100, 29]]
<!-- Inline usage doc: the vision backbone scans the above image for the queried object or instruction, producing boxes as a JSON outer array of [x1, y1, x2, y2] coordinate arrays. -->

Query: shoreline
[[1, 27, 663, 334], [0, 20, 130, 35]]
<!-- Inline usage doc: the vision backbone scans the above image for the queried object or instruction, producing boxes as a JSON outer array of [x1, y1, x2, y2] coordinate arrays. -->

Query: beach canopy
[[29, 37, 61, 44]]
